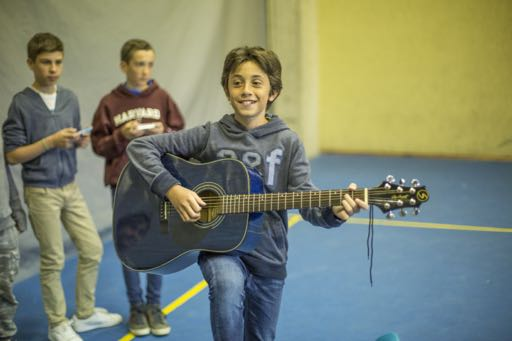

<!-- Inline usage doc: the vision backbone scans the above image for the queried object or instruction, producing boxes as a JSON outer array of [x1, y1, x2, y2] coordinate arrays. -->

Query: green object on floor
[[376, 332, 400, 341]]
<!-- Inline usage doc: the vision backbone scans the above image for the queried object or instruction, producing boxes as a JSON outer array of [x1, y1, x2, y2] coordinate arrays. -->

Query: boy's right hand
[[120, 120, 145, 140], [166, 184, 206, 223]]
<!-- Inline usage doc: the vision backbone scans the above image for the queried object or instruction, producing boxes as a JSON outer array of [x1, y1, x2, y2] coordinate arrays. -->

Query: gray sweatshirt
[[3, 86, 81, 188], [127, 114, 343, 279]]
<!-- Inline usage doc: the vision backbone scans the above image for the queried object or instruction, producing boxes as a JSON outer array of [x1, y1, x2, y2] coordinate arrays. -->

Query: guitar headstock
[[370, 175, 430, 218]]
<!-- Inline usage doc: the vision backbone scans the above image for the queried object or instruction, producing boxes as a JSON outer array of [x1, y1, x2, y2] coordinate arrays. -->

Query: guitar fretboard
[[216, 189, 369, 213], [162, 189, 370, 216]]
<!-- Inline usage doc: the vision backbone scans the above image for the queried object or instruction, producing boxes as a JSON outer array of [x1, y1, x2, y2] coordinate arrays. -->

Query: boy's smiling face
[[227, 61, 278, 129], [121, 49, 155, 91]]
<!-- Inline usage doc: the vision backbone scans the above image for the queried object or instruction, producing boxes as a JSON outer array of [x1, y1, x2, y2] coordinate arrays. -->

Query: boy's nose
[[242, 84, 252, 93]]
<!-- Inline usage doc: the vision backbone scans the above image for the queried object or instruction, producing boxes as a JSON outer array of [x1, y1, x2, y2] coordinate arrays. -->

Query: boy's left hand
[[146, 121, 165, 135], [332, 182, 369, 221], [74, 134, 90, 148]]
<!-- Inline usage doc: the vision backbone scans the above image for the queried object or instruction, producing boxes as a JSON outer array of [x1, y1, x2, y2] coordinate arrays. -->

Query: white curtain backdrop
[[0, 0, 266, 279]]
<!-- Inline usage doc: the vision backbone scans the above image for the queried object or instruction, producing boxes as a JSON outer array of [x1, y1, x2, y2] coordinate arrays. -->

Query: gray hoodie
[[127, 114, 343, 279], [3, 86, 81, 188]]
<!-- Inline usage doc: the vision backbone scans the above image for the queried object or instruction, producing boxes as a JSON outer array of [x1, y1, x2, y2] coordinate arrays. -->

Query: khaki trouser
[[24, 182, 103, 327]]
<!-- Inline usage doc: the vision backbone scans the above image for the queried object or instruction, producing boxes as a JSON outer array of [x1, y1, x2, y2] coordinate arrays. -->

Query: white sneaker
[[49, 321, 83, 341], [71, 307, 122, 333]]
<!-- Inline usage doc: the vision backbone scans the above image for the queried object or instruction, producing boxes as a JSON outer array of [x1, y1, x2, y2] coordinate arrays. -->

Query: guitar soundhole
[[195, 182, 225, 230]]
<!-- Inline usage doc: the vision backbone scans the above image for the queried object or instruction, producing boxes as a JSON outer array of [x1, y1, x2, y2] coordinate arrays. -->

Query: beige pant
[[24, 182, 103, 327]]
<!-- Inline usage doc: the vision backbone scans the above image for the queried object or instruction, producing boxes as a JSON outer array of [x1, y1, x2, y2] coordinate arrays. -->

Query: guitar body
[[113, 154, 264, 274]]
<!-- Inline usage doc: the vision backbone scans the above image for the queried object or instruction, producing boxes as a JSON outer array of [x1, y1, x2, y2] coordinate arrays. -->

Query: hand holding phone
[[78, 127, 92, 136]]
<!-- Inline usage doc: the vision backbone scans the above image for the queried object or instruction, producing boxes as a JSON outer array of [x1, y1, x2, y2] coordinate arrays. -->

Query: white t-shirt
[[31, 86, 57, 111]]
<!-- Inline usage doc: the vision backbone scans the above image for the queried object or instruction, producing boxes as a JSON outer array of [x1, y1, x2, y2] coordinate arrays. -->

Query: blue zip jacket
[[2, 86, 81, 188]]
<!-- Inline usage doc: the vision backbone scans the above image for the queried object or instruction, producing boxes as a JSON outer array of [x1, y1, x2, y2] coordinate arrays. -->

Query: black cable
[[367, 205, 374, 287]]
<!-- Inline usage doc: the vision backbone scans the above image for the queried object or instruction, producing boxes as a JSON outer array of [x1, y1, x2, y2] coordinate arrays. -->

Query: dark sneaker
[[145, 304, 171, 336], [129, 304, 150, 336]]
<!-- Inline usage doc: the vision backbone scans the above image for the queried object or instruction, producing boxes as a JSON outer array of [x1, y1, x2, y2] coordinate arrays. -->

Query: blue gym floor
[[13, 154, 512, 340]]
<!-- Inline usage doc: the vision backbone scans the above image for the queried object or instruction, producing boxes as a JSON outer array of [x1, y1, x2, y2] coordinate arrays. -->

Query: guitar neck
[[213, 189, 368, 214], [161, 184, 427, 217]]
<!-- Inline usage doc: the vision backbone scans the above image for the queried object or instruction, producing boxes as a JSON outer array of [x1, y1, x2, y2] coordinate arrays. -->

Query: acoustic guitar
[[113, 153, 429, 274]]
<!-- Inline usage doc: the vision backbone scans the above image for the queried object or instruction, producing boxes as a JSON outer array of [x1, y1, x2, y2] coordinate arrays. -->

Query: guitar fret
[[220, 187, 377, 214]]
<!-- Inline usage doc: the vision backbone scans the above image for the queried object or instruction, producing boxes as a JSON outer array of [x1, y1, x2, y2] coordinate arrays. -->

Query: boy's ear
[[269, 90, 280, 103], [26, 58, 34, 70], [120, 61, 128, 74]]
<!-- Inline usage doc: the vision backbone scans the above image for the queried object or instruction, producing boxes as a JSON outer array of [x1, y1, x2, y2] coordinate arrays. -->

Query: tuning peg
[[399, 178, 406, 185], [411, 179, 421, 187], [386, 211, 395, 219], [413, 207, 420, 215], [386, 175, 395, 183], [400, 209, 407, 216]]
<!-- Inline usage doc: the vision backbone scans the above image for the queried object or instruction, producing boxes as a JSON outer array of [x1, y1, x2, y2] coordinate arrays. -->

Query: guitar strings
[[162, 190, 409, 213], [197, 189, 407, 199], [197, 189, 411, 205]]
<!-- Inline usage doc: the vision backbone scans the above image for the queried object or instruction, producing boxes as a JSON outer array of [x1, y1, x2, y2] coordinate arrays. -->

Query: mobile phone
[[137, 123, 156, 131], [78, 127, 92, 136]]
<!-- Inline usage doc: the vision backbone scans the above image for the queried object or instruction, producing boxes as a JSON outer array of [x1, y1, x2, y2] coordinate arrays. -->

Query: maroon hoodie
[[91, 81, 184, 186]]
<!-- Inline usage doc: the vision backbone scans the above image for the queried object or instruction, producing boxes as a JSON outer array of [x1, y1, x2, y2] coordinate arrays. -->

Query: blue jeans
[[122, 265, 162, 306], [111, 186, 163, 307], [199, 253, 285, 341]]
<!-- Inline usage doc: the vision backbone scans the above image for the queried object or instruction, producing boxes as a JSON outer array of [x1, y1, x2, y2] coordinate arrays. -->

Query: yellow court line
[[348, 217, 512, 233], [288, 215, 512, 233]]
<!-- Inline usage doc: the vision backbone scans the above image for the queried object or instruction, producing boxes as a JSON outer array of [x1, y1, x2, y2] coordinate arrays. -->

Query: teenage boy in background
[[91, 38, 184, 337], [2, 32, 122, 341]]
